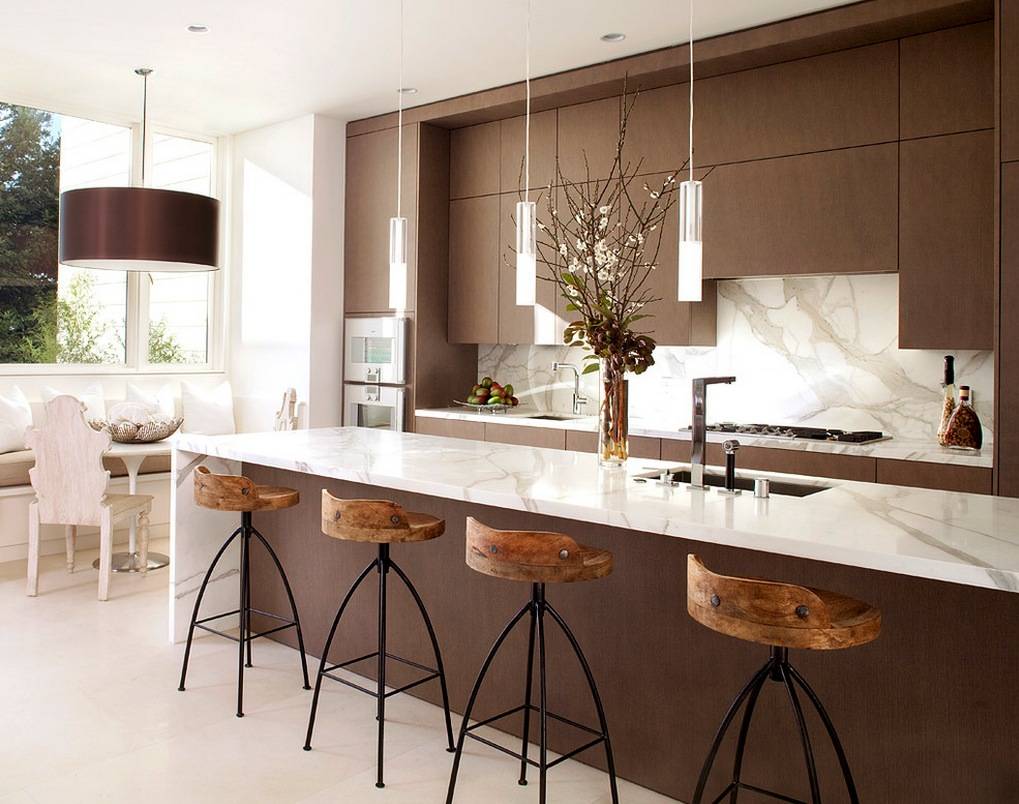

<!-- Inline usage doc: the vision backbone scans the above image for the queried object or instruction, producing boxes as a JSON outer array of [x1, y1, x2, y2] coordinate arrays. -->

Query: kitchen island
[[170, 427, 1019, 802]]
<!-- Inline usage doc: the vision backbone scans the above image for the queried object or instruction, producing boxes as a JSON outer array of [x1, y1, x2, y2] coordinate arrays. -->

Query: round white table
[[91, 441, 172, 573]]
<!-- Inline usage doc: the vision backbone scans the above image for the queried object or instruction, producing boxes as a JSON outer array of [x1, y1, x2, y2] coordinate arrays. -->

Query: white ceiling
[[1, 1, 856, 136]]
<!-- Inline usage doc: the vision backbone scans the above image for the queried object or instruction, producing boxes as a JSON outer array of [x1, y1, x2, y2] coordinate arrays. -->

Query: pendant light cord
[[139, 70, 149, 186], [524, 0, 531, 200], [688, 0, 694, 183], [393, 0, 401, 219]]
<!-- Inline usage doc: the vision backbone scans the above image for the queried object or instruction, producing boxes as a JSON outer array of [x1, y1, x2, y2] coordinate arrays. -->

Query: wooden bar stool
[[446, 517, 619, 804], [687, 555, 881, 804], [303, 490, 455, 790], [177, 467, 311, 717]]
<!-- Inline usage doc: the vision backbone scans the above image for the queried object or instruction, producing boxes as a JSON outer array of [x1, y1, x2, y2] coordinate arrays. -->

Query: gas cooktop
[[703, 423, 890, 445]]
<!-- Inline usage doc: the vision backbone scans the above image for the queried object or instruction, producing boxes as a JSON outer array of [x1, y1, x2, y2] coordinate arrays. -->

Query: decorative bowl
[[453, 400, 515, 414], [89, 417, 183, 443]]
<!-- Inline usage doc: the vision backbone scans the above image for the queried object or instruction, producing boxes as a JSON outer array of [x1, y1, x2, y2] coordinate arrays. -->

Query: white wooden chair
[[25, 395, 153, 601]]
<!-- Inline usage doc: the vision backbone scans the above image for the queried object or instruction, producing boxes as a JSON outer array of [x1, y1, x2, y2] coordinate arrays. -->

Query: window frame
[[0, 105, 227, 377]]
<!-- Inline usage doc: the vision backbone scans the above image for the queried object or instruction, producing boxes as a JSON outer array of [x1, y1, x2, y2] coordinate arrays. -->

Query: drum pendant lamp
[[58, 68, 220, 272]]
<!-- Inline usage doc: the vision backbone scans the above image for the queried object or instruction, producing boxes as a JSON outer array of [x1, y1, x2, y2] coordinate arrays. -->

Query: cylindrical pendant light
[[58, 68, 220, 272], [388, 0, 409, 312], [677, 1, 702, 302], [515, 0, 537, 306]]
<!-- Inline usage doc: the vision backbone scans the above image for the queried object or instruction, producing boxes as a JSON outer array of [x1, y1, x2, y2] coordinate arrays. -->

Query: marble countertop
[[175, 427, 1019, 593], [415, 407, 993, 468]]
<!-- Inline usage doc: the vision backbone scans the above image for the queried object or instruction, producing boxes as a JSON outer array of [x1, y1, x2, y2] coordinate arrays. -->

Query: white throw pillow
[[126, 383, 177, 418], [0, 386, 33, 453], [181, 381, 236, 435], [41, 383, 106, 423]]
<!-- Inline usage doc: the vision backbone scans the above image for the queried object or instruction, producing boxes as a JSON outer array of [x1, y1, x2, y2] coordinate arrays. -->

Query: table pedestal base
[[92, 551, 170, 573]]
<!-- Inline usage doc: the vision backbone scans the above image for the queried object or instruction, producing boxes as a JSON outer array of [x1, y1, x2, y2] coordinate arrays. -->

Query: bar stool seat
[[304, 491, 455, 789], [178, 467, 311, 717], [687, 555, 881, 804], [466, 525, 613, 583], [446, 517, 619, 804], [687, 556, 881, 651]]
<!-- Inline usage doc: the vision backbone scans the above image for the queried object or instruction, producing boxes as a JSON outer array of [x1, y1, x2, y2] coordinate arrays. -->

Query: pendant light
[[677, 1, 702, 302], [388, 0, 409, 311], [515, 0, 537, 306], [58, 68, 220, 272]]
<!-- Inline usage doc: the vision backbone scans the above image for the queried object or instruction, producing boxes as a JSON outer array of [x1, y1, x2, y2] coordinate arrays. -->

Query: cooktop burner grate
[[705, 423, 889, 444]]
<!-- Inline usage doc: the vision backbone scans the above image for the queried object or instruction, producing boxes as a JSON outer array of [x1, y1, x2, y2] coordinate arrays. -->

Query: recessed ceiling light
[[600, 32, 626, 43], [187, 24, 209, 34], [399, 87, 418, 95]]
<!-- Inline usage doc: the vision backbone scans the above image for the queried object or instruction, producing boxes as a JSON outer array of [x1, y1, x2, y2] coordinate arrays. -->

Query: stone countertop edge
[[413, 407, 993, 469]]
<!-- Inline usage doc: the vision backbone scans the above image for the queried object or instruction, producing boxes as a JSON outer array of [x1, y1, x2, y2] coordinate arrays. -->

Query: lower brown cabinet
[[565, 430, 662, 460], [415, 416, 486, 441], [875, 458, 992, 494], [484, 423, 566, 450]]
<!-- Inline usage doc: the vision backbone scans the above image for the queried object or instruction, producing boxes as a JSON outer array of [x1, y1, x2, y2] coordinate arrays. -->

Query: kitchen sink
[[527, 414, 588, 421], [635, 469, 830, 498]]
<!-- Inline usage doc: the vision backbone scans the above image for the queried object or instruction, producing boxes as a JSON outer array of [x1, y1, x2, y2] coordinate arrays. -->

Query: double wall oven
[[343, 316, 408, 431]]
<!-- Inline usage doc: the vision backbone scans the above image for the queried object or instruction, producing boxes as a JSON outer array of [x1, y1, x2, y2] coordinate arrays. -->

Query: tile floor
[[0, 540, 679, 803]]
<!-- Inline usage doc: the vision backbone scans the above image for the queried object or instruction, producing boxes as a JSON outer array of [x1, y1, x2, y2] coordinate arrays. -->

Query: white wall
[[227, 113, 346, 431]]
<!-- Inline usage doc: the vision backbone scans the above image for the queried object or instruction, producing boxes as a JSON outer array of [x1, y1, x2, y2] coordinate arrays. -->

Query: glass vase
[[598, 359, 629, 468]]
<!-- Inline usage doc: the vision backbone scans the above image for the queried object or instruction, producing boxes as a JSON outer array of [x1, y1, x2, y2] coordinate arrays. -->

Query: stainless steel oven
[[343, 384, 406, 431], [344, 316, 408, 385]]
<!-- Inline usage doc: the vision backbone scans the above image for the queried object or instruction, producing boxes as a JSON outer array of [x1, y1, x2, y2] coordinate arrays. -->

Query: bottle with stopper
[[943, 385, 983, 450], [937, 355, 956, 446]]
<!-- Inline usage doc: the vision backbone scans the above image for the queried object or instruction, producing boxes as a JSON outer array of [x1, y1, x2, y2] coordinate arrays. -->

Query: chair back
[[321, 490, 411, 541], [465, 517, 584, 574], [27, 395, 111, 526]]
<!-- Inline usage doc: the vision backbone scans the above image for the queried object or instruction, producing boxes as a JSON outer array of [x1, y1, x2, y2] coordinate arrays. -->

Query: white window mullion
[[125, 272, 143, 369]]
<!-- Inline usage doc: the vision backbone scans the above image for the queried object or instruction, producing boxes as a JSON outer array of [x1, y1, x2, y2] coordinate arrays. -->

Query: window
[[0, 100, 220, 372]]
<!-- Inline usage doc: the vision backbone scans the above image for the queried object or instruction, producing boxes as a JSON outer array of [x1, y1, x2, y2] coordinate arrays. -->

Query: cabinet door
[[448, 195, 500, 344], [500, 110, 557, 193], [702, 143, 898, 278], [485, 422, 566, 450], [450, 121, 500, 199], [498, 190, 561, 345], [622, 84, 687, 177], [899, 130, 993, 349], [557, 96, 621, 184], [415, 417, 485, 441], [345, 125, 418, 313], [1004, 2, 1019, 162]]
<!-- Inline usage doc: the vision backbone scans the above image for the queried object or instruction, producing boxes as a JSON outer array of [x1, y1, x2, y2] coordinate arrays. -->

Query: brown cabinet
[[1004, 3, 1019, 163], [660, 440, 876, 482], [415, 416, 485, 441], [875, 459, 991, 494], [899, 130, 994, 349], [702, 143, 898, 279], [696, 42, 898, 166], [557, 96, 621, 184], [899, 22, 993, 139], [484, 423, 566, 450], [500, 111, 557, 192], [497, 191, 561, 345], [345, 124, 419, 314], [450, 121, 500, 199], [448, 195, 500, 343], [998, 163, 1019, 496], [565, 430, 662, 460], [623, 84, 687, 177]]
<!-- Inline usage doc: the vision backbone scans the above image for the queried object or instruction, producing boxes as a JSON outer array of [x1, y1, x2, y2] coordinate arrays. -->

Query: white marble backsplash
[[478, 274, 994, 442]]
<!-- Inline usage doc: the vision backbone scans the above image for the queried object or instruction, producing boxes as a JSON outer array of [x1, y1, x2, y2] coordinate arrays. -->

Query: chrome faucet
[[690, 376, 736, 489], [552, 362, 588, 415]]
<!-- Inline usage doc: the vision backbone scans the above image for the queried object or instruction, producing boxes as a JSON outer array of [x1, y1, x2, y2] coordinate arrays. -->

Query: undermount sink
[[635, 468, 830, 498], [526, 413, 588, 421]]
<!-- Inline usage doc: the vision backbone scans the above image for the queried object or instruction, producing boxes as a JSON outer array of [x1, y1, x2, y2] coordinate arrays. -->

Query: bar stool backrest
[[194, 466, 259, 511], [687, 555, 832, 638], [466, 517, 587, 581], [27, 395, 111, 526], [321, 490, 411, 541]]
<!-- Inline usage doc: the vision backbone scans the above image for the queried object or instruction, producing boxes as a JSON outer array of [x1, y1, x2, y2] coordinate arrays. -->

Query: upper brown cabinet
[[448, 195, 500, 344], [345, 124, 419, 314], [500, 111, 557, 192], [622, 84, 687, 177], [702, 143, 898, 278], [497, 190, 561, 345], [899, 130, 993, 350], [900, 22, 993, 140], [696, 42, 898, 166], [1004, 4, 1019, 162], [557, 96, 621, 184], [450, 121, 500, 199]]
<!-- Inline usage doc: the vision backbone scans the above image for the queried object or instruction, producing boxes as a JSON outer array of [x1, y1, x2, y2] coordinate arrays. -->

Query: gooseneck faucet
[[552, 362, 589, 415], [690, 376, 736, 489]]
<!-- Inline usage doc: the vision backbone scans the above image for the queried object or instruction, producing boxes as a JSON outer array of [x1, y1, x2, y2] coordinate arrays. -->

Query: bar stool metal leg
[[727, 661, 770, 803], [244, 526, 253, 668], [536, 585, 549, 803], [303, 559, 378, 750], [236, 519, 250, 717], [517, 592, 538, 786], [780, 660, 821, 803], [376, 544, 389, 788], [178, 526, 242, 692]]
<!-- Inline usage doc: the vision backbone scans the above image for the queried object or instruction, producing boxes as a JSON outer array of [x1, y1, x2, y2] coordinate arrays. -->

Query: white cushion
[[181, 380, 236, 435], [41, 383, 106, 423], [0, 386, 33, 454], [126, 383, 177, 418]]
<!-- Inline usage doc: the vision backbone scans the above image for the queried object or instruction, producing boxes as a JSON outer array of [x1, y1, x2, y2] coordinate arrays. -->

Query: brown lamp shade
[[59, 186, 220, 272]]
